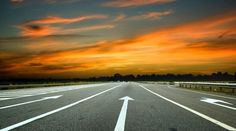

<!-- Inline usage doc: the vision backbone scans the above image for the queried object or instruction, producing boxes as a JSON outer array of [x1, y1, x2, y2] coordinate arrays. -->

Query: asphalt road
[[0, 82, 235, 131]]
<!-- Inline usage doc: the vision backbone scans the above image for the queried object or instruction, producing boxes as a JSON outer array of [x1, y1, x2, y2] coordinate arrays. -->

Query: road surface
[[0, 82, 235, 131]]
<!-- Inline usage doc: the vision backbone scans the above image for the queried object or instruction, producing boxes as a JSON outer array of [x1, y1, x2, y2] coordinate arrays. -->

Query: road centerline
[[138, 84, 236, 131], [0, 84, 121, 131]]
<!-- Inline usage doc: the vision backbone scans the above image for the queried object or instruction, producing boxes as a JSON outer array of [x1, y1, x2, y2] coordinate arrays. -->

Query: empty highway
[[0, 82, 235, 131]]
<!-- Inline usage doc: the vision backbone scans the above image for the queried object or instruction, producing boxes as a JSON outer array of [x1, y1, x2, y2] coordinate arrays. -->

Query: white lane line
[[0, 83, 107, 101], [165, 85, 236, 100], [0, 98, 10, 101], [0, 85, 121, 131], [114, 96, 134, 131], [139, 84, 236, 131], [0, 95, 62, 110]]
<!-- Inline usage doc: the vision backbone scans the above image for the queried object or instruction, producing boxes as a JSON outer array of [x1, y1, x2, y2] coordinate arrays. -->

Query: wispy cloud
[[17, 15, 110, 37], [102, 0, 175, 8], [10, 0, 79, 5], [112, 14, 126, 22], [130, 10, 173, 20], [62, 24, 115, 34], [17, 25, 60, 37], [17, 24, 115, 37], [10, 0, 24, 4], [44, 0, 79, 4], [24, 15, 107, 25]]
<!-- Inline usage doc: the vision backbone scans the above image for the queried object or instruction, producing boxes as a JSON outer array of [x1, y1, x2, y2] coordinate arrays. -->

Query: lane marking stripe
[[0, 84, 107, 101], [0, 95, 63, 110], [0, 85, 121, 131], [139, 84, 236, 131], [165, 85, 236, 100]]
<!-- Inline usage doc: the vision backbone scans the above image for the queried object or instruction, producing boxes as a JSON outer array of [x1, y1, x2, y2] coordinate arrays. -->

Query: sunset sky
[[0, 0, 236, 78]]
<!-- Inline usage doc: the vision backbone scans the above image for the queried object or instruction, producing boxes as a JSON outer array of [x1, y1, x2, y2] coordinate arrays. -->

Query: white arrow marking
[[201, 97, 236, 110], [114, 96, 134, 131], [0, 95, 62, 110]]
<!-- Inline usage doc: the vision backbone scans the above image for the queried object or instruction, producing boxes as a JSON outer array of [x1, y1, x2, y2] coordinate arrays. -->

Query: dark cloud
[[27, 25, 42, 31]]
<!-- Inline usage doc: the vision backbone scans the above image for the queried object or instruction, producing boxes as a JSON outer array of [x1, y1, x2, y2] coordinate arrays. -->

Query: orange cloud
[[18, 24, 115, 37], [103, 0, 175, 8], [10, 0, 24, 4], [18, 25, 60, 37], [17, 14, 112, 37], [24, 15, 107, 25]]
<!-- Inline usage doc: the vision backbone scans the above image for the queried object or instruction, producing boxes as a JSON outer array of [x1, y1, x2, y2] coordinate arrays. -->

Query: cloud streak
[[17, 25, 60, 37], [10, 0, 80, 5], [130, 10, 173, 20], [102, 0, 175, 8], [24, 15, 107, 25], [17, 15, 111, 37]]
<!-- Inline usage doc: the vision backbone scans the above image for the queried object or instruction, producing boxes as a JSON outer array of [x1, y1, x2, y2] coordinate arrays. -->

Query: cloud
[[10, 0, 24, 4], [17, 24, 114, 37], [44, 0, 78, 4], [17, 15, 110, 37], [130, 10, 173, 20], [112, 14, 126, 22], [17, 25, 60, 37], [10, 0, 79, 5], [102, 0, 175, 8], [1, 11, 236, 77], [62, 24, 115, 34], [24, 15, 108, 25]]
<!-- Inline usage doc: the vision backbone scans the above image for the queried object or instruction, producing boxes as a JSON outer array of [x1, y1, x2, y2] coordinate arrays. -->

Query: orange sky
[[0, 0, 236, 78]]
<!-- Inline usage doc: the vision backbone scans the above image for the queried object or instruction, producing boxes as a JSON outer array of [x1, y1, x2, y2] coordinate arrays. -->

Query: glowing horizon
[[0, 0, 236, 78]]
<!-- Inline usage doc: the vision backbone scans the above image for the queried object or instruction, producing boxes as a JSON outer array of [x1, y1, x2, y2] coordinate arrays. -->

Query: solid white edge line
[[0, 95, 62, 110], [138, 84, 236, 131], [165, 85, 236, 100], [0, 84, 121, 131], [0, 83, 108, 101]]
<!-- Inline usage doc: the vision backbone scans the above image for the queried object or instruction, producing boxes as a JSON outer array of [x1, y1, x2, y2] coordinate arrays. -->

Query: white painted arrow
[[0, 95, 62, 110], [201, 97, 236, 110], [114, 96, 134, 131]]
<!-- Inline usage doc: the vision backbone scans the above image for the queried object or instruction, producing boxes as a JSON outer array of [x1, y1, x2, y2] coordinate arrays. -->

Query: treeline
[[1, 72, 236, 85], [88, 72, 236, 82]]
